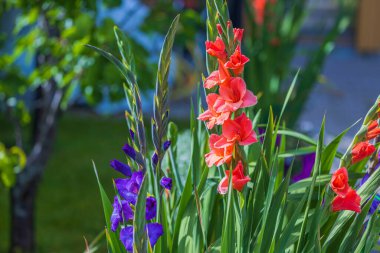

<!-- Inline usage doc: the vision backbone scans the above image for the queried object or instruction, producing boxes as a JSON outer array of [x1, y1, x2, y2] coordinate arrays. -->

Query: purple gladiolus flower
[[123, 143, 136, 160], [110, 159, 132, 177], [163, 140, 171, 151], [152, 153, 158, 166], [129, 171, 144, 190], [120, 224, 163, 252], [146, 223, 164, 248], [115, 171, 144, 204], [129, 129, 135, 140], [292, 153, 316, 182], [110, 197, 134, 232], [115, 179, 137, 204], [120, 226, 134, 252], [120, 199, 135, 221], [146, 196, 157, 220], [111, 197, 123, 232], [160, 177, 172, 190]]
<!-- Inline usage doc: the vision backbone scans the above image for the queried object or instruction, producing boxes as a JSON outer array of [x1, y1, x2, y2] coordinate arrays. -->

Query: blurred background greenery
[[0, 0, 379, 252]]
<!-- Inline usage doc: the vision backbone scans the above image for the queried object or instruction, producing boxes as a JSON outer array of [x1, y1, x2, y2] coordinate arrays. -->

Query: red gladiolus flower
[[227, 20, 231, 29], [204, 60, 231, 89], [205, 134, 234, 167], [214, 77, 257, 113], [233, 28, 244, 42], [225, 45, 250, 75], [330, 167, 350, 197], [351, 141, 376, 164], [217, 24, 223, 35], [205, 37, 227, 62], [204, 71, 220, 89], [332, 188, 361, 213], [252, 0, 266, 25], [198, 94, 230, 129], [218, 161, 251, 194], [215, 113, 257, 148], [366, 120, 380, 140]]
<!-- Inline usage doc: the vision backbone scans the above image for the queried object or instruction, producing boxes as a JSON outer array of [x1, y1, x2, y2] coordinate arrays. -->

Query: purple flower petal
[[146, 223, 163, 248], [160, 177, 172, 190], [145, 196, 157, 220], [132, 171, 144, 187], [163, 140, 171, 151], [123, 143, 136, 160], [120, 226, 134, 252], [129, 129, 135, 140], [115, 179, 137, 204], [292, 153, 315, 183], [359, 173, 370, 187], [111, 197, 122, 232], [110, 159, 132, 177], [121, 200, 134, 220], [152, 153, 158, 166]]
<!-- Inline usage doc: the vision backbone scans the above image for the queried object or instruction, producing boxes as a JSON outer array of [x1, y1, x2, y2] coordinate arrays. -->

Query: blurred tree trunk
[[9, 12, 62, 251], [10, 78, 62, 252]]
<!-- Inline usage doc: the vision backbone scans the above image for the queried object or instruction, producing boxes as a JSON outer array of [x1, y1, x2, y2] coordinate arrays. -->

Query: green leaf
[[133, 174, 148, 253], [171, 159, 195, 252], [278, 146, 315, 158], [338, 196, 375, 253], [275, 193, 307, 252], [92, 161, 126, 253], [321, 119, 360, 173], [265, 164, 293, 252], [221, 167, 235, 253], [277, 129, 317, 146], [296, 117, 325, 252], [277, 70, 299, 125], [114, 26, 136, 72], [253, 152, 280, 253], [85, 45, 133, 85], [205, 0, 218, 74]]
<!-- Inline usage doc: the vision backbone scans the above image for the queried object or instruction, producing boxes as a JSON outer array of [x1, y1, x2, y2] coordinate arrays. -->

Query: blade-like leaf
[[296, 117, 325, 252], [133, 174, 148, 253], [92, 161, 126, 253]]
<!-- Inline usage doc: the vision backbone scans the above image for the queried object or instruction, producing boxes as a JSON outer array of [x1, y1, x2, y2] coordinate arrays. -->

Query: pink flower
[[198, 94, 230, 129], [332, 188, 361, 213], [204, 60, 231, 89], [204, 71, 220, 89], [214, 77, 257, 113], [205, 134, 234, 167], [217, 161, 251, 194], [205, 37, 227, 62], [225, 46, 250, 75], [233, 28, 244, 42], [215, 113, 257, 148]]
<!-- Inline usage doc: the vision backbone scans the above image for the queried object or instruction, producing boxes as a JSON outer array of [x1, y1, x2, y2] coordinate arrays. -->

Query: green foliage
[[0, 0, 155, 119], [92, 2, 380, 253], [0, 143, 26, 188]]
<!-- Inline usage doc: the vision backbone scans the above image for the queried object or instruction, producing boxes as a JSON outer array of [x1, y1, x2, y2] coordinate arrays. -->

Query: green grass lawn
[[0, 113, 136, 252]]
